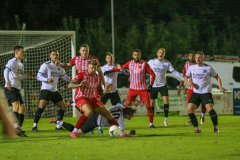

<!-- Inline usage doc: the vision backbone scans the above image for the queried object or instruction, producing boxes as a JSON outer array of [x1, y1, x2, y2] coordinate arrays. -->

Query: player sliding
[[148, 48, 184, 126], [117, 49, 156, 128], [184, 51, 225, 133], [32, 50, 72, 131], [50, 103, 136, 137], [67, 59, 119, 138], [4, 46, 33, 137]]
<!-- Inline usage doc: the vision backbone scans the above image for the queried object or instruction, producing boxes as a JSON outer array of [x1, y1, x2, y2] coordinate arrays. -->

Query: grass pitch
[[0, 115, 240, 160]]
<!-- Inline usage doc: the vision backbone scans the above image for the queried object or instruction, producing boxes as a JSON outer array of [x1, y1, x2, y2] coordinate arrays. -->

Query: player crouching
[[67, 59, 120, 138], [49, 103, 136, 137]]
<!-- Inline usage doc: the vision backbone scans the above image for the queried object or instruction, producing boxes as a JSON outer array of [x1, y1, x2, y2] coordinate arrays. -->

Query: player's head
[[132, 49, 141, 62], [49, 50, 59, 62], [123, 107, 137, 120], [157, 48, 165, 61], [195, 51, 204, 65], [79, 44, 89, 59], [105, 52, 114, 65], [188, 51, 196, 62], [14, 46, 25, 60], [88, 59, 98, 75]]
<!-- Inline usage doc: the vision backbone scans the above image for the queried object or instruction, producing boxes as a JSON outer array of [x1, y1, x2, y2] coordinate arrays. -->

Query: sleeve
[[4, 67, 10, 83], [94, 57, 101, 68], [98, 78, 102, 87], [167, 62, 175, 72], [20, 75, 27, 80], [37, 72, 48, 82], [145, 63, 156, 85], [185, 66, 192, 78], [183, 64, 187, 77], [118, 113, 126, 134], [210, 67, 218, 78], [120, 68, 130, 76], [61, 74, 72, 82], [172, 70, 184, 81], [110, 68, 120, 72], [122, 61, 130, 69], [5, 61, 18, 77], [74, 73, 84, 82], [69, 57, 76, 66], [37, 64, 48, 82]]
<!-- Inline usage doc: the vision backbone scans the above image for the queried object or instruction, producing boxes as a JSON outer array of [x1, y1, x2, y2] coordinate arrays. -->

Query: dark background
[[1, 0, 240, 68]]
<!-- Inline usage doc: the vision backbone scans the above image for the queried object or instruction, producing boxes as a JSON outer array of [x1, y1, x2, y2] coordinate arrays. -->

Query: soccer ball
[[109, 125, 121, 137]]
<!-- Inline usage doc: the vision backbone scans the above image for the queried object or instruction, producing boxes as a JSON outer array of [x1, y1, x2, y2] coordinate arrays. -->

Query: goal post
[[0, 31, 76, 118]]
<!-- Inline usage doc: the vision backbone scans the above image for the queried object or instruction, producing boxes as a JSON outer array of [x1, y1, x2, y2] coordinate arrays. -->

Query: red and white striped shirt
[[122, 60, 155, 90], [74, 71, 102, 99], [69, 55, 100, 74], [183, 61, 196, 90]]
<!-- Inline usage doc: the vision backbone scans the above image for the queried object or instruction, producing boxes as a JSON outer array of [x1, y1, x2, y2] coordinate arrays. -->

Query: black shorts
[[4, 87, 24, 106], [100, 91, 121, 105], [150, 85, 169, 99], [188, 92, 214, 107], [80, 114, 99, 133], [39, 90, 63, 104]]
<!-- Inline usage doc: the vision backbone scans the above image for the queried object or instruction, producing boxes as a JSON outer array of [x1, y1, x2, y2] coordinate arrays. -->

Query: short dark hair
[[123, 107, 137, 115], [49, 50, 58, 55], [14, 46, 24, 52], [196, 51, 204, 56], [88, 59, 98, 66], [80, 44, 89, 49], [188, 51, 196, 55], [106, 52, 113, 58], [133, 49, 141, 54]]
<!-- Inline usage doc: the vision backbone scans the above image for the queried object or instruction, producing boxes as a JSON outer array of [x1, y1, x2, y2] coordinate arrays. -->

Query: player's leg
[[11, 102, 20, 129], [200, 104, 206, 124], [201, 93, 219, 133], [139, 90, 154, 128], [159, 86, 169, 126], [110, 91, 121, 106], [70, 101, 94, 138], [188, 93, 202, 133], [125, 89, 138, 107], [186, 89, 193, 125], [93, 99, 119, 126], [54, 100, 66, 130], [18, 103, 26, 130], [32, 99, 49, 131], [33, 90, 50, 131]]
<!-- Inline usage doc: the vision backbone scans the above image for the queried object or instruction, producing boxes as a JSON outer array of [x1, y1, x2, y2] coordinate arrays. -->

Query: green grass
[[0, 115, 240, 160]]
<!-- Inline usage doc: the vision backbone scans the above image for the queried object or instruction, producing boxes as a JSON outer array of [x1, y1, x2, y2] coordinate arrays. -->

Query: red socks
[[146, 104, 153, 123], [201, 105, 206, 113], [75, 114, 88, 129], [108, 118, 119, 126]]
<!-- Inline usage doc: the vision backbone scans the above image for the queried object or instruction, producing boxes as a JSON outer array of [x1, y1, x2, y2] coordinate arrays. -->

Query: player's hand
[[79, 80, 88, 87], [116, 63, 122, 70], [220, 88, 225, 94], [177, 87, 181, 95], [184, 81, 193, 87], [128, 77, 131, 81], [6, 82, 11, 90], [104, 71, 111, 76], [120, 133, 131, 137], [55, 60, 61, 66], [147, 85, 153, 92], [105, 84, 113, 93], [47, 78, 55, 83], [27, 70, 33, 77]]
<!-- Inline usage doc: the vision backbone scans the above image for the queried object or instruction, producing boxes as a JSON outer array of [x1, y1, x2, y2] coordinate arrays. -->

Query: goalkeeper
[[49, 103, 136, 137]]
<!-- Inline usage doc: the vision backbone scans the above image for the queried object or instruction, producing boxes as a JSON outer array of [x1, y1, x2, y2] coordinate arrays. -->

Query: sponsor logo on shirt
[[139, 66, 142, 68], [203, 70, 207, 73]]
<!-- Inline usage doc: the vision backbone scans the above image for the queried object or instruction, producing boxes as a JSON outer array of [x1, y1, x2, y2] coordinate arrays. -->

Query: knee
[[84, 110, 94, 117], [187, 108, 194, 114]]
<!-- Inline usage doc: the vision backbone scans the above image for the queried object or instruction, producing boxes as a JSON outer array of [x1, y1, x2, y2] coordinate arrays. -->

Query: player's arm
[[215, 75, 225, 94], [68, 73, 86, 89], [97, 84, 112, 96], [55, 61, 73, 69], [97, 67, 106, 87], [4, 67, 11, 90], [60, 69, 72, 82], [178, 81, 184, 95], [145, 65, 155, 92], [37, 64, 54, 83]]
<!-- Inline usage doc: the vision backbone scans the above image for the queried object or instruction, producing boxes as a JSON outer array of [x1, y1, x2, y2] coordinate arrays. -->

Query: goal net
[[0, 31, 76, 118]]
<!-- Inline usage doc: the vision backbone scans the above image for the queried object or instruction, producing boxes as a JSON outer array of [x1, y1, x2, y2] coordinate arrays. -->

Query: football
[[109, 125, 121, 137]]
